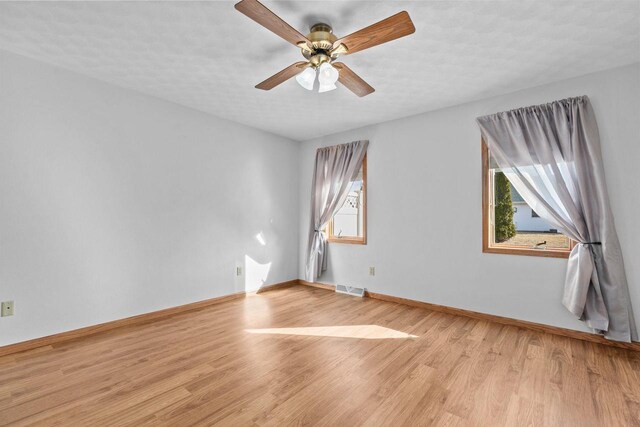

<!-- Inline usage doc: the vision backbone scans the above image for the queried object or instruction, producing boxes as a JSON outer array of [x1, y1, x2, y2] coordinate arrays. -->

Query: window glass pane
[[331, 167, 364, 239], [490, 160, 570, 250], [329, 161, 366, 241]]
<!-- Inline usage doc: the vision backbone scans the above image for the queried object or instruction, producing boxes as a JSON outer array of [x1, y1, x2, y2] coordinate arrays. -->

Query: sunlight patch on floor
[[245, 325, 417, 339]]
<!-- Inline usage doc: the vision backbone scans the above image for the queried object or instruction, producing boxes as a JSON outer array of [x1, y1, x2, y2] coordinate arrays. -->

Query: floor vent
[[335, 284, 365, 298]]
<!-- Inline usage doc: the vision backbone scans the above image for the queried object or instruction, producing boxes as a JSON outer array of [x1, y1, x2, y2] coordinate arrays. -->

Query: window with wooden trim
[[482, 140, 573, 258], [327, 154, 367, 244]]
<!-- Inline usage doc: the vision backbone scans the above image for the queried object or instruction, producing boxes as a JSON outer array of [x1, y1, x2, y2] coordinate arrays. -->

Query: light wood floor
[[1, 285, 639, 426]]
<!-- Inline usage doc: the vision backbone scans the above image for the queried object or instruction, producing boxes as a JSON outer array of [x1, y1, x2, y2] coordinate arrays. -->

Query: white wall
[[0, 51, 299, 346], [298, 63, 640, 334]]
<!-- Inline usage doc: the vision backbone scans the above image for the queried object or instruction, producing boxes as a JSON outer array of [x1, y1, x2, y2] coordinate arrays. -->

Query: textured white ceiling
[[1, 1, 638, 141]]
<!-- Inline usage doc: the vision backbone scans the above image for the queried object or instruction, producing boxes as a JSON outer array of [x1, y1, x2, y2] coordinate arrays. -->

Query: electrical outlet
[[1, 301, 14, 317], [369, 267, 375, 276], [236, 266, 243, 276]]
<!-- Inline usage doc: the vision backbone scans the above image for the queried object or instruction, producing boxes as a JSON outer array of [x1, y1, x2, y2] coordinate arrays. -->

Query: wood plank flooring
[[1, 285, 639, 426]]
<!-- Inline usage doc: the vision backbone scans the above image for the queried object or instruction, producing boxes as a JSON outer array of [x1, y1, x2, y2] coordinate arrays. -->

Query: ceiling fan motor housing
[[303, 23, 338, 65]]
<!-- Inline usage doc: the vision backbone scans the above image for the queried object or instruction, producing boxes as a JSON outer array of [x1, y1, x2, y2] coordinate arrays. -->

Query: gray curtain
[[477, 96, 636, 342], [306, 140, 369, 282]]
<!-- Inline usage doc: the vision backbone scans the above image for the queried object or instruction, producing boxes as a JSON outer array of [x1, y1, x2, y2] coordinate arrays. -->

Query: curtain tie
[[580, 242, 602, 246]]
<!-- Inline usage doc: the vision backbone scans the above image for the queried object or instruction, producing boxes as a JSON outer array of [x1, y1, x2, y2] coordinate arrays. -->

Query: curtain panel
[[305, 140, 369, 283], [477, 96, 636, 342]]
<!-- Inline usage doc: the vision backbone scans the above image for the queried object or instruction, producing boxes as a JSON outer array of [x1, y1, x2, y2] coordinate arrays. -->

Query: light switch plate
[[1, 301, 14, 317], [369, 267, 375, 276]]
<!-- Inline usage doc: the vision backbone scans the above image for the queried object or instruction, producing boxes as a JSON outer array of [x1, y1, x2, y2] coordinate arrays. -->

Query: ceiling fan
[[234, 0, 415, 97]]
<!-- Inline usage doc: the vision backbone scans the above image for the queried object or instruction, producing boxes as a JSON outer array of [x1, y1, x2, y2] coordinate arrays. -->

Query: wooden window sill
[[483, 245, 570, 259], [327, 238, 366, 245]]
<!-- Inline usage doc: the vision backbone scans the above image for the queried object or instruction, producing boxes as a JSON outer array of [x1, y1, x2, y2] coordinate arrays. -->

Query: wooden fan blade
[[333, 63, 375, 97], [333, 11, 415, 55], [235, 0, 311, 48], [256, 62, 308, 90]]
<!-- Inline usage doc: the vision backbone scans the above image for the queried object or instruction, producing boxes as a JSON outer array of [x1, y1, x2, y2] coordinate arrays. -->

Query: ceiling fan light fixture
[[317, 62, 339, 93], [318, 81, 337, 93], [296, 67, 316, 90], [318, 62, 339, 83]]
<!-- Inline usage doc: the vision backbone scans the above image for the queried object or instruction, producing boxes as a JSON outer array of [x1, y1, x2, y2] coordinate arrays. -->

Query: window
[[327, 154, 367, 244], [481, 140, 573, 258]]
